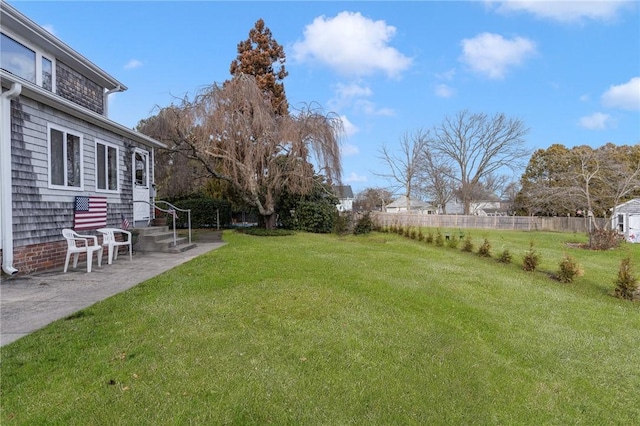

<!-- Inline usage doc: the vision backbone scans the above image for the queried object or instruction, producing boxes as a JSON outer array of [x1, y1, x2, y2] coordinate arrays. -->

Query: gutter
[[103, 85, 124, 118], [1, 82, 22, 275]]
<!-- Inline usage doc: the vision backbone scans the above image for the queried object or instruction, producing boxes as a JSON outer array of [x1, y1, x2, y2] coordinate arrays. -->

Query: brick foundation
[[1, 238, 110, 276]]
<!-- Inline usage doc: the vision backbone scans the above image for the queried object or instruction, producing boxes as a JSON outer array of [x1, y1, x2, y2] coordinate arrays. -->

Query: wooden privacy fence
[[372, 213, 607, 233]]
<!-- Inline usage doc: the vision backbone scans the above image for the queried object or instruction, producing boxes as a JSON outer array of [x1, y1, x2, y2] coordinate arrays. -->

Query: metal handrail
[[133, 200, 191, 247]]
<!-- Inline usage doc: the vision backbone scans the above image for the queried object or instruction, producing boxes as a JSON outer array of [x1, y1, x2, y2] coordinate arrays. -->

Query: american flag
[[121, 213, 130, 230], [74, 196, 107, 230]]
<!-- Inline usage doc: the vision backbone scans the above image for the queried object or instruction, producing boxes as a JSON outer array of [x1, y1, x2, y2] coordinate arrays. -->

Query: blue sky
[[10, 0, 640, 194]]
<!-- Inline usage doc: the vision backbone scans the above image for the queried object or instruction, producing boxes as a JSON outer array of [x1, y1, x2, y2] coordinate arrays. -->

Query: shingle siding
[[55, 61, 105, 115], [2, 95, 151, 274]]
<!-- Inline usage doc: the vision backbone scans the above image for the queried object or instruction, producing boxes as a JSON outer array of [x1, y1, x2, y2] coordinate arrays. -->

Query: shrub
[[425, 230, 434, 244], [169, 197, 232, 228], [333, 213, 352, 235], [461, 234, 474, 253], [557, 254, 584, 283], [417, 229, 424, 241], [294, 200, 336, 233], [353, 213, 373, 235], [237, 228, 294, 236], [397, 226, 405, 236], [588, 229, 623, 250], [447, 236, 459, 249], [614, 256, 639, 301], [497, 248, 512, 264], [409, 229, 418, 240], [522, 242, 541, 272], [478, 238, 492, 257], [435, 230, 445, 247]]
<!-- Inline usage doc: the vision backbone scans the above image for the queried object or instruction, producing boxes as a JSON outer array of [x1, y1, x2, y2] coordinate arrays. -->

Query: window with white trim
[[1, 32, 55, 91], [96, 140, 119, 192], [48, 124, 83, 189]]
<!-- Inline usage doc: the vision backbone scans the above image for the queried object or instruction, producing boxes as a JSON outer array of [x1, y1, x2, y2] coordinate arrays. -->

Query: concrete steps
[[133, 226, 197, 254]]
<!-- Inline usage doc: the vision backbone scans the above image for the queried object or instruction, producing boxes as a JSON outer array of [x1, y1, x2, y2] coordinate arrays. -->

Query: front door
[[132, 149, 150, 224]]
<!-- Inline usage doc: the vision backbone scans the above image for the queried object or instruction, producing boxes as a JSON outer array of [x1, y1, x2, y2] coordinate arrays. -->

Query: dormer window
[[1, 32, 54, 92]]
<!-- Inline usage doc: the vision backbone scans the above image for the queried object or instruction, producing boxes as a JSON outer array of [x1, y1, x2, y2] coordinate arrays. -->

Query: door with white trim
[[132, 148, 150, 223]]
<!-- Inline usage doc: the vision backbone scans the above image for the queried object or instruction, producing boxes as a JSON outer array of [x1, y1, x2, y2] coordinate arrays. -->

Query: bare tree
[[416, 148, 456, 214], [430, 110, 530, 214], [375, 129, 429, 211], [139, 75, 342, 229], [354, 187, 394, 212]]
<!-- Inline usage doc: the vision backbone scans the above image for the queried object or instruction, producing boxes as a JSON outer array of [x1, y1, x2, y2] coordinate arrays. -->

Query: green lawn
[[2, 229, 639, 424]]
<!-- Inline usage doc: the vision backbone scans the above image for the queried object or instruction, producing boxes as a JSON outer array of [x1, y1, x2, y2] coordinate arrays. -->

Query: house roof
[[614, 198, 640, 212], [333, 185, 354, 199], [1, 1, 126, 91], [386, 196, 432, 209], [2, 71, 165, 149]]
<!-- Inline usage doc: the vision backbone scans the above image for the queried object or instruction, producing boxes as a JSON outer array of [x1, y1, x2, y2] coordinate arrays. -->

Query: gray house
[[1, 1, 164, 275], [611, 198, 640, 243]]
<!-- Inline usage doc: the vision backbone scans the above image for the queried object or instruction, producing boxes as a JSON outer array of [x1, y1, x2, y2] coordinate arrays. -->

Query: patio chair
[[62, 229, 103, 273], [97, 228, 132, 265]]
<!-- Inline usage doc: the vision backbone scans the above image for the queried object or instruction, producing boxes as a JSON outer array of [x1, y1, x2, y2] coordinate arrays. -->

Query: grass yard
[[1, 229, 639, 424]]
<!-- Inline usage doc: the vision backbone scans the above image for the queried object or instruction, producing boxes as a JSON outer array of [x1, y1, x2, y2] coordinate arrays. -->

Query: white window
[[96, 141, 119, 192], [48, 124, 83, 189], [1, 32, 55, 92]]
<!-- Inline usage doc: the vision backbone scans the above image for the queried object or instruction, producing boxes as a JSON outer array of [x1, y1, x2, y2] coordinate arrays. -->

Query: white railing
[[133, 200, 192, 247]]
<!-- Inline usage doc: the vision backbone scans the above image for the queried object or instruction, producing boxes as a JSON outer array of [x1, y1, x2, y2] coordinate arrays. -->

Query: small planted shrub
[[557, 254, 584, 283], [353, 212, 373, 235], [478, 238, 492, 257], [417, 229, 424, 241], [409, 229, 417, 240], [614, 256, 639, 301], [589, 229, 623, 250], [425, 230, 434, 244], [447, 236, 459, 249], [497, 248, 512, 264], [397, 226, 405, 236], [522, 242, 541, 272], [461, 234, 474, 253], [389, 224, 397, 234], [435, 230, 445, 247]]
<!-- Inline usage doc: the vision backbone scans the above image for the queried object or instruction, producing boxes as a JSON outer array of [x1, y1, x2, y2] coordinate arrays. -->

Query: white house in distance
[[611, 198, 640, 243], [385, 196, 437, 214], [333, 185, 354, 212], [1, 1, 164, 275]]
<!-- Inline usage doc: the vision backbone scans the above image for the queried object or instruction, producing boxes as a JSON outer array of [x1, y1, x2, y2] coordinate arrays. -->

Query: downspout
[[103, 85, 123, 118], [1, 82, 22, 275]]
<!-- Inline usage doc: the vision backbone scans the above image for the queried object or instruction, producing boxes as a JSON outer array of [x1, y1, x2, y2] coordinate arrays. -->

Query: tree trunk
[[263, 213, 277, 230]]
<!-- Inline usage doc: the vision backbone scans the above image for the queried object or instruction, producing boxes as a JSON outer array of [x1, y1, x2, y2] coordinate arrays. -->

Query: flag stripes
[[74, 196, 107, 230]]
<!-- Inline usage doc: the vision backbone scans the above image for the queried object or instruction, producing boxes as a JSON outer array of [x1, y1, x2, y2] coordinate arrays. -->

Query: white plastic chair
[[62, 229, 103, 273], [97, 228, 132, 265]]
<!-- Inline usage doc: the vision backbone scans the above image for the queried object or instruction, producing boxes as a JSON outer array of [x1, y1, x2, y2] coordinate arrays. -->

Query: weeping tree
[[139, 74, 342, 229]]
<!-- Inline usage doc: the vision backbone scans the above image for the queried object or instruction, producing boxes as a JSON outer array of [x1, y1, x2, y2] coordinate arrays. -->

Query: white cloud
[[124, 59, 143, 70], [292, 11, 412, 78], [601, 77, 640, 111], [339, 115, 360, 138], [486, 0, 633, 23], [344, 172, 368, 183], [579, 112, 613, 130], [460, 32, 537, 79], [341, 144, 360, 156], [579, 94, 590, 102], [42, 24, 56, 35], [435, 84, 455, 98], [355, 99, 395, 116]]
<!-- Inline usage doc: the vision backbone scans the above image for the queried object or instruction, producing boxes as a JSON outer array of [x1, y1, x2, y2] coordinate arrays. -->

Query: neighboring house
[[1, 1, 165, 275], [333, 185, 354, 212], [385, 196, 437, 214], [444, 195, 505, 215], [611, 198, 640, 243]]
